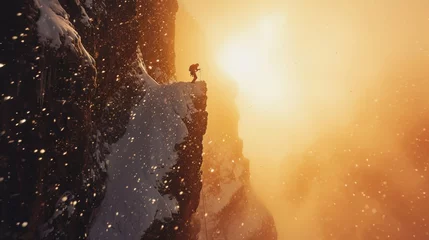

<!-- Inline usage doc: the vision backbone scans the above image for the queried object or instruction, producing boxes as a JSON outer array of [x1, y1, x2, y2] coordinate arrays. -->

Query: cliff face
[[89, 82, 207, 240], [138, 0, 178, 83], [1, 0, 207, 239], [1, 1, 108, 238]]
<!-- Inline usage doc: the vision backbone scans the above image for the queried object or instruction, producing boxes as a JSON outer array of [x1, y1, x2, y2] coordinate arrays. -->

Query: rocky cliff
[[89, 82, 207, 240], [138, 0, 178, 83], [0, 0, 207, 239]]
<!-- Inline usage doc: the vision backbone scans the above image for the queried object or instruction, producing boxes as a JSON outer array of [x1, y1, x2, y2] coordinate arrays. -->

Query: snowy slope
[[89, 81, 207, 240]]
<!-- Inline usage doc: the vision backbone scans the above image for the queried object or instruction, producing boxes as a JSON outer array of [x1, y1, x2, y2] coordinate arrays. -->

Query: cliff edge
[[90, 82, 208, 240]]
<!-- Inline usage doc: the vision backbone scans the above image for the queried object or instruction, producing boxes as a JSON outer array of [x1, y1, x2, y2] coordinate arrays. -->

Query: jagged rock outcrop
[[0, 0, 204, 239], [89, 82, 207, 240]]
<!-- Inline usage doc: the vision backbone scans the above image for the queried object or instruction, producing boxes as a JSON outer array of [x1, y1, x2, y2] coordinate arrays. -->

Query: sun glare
[[217, 17, 287, 107]]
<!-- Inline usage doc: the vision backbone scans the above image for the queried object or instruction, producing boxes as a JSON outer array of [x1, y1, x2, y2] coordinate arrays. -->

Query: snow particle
[[40, 149, 46, 154], [61, 196, 68, 202], [16, 13, 22, 16], [0, 63, 5, 68], [21, 222, 28, 227]]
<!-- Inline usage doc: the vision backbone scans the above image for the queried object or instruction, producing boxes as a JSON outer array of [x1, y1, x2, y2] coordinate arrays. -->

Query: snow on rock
[[79, 5, 91, 27], [130, 47, 159, 89], [39, 191, 76, 238], [89, 81, 207, 240], [84, 0, 93, 9], [34, 0, 94, 65]]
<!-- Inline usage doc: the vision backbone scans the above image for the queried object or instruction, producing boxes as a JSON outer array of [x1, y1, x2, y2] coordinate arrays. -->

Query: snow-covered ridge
[[34, 0, 94, 65], [89, 81, 207, 240]]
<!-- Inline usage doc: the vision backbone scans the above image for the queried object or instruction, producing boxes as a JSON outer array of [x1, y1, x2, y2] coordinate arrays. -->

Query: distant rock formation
[[196, 135, 277, 240]]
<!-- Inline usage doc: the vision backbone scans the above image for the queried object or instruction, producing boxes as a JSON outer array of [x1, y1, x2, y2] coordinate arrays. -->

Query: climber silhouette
[[189, 63, 200, 83]]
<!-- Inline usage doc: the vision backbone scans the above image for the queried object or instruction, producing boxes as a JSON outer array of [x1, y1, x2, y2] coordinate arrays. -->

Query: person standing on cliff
[[189, 63, 200, 83]]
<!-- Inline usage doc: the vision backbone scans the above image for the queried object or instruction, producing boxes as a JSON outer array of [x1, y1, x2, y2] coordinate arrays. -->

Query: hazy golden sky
[[181, 0, 429, 160]]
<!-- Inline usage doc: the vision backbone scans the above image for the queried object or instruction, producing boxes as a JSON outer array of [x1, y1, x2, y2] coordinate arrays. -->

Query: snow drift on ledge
[[89, 81, 206, 240]]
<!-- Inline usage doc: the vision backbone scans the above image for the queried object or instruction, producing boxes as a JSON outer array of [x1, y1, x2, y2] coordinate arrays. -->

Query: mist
[[178, 0, 429, 239]]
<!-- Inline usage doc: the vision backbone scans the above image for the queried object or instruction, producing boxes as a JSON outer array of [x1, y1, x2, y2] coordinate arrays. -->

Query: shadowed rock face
[[138, 0, 179, 83], [0, 1, 102, 239], [0, 0, 207, 240]]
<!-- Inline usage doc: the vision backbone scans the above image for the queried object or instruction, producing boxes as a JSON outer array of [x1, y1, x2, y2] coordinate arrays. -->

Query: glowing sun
[[217, 17, 287, 107]]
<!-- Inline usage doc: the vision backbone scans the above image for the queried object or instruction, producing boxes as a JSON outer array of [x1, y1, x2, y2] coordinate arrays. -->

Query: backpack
[[189, 64, 198, 72]]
